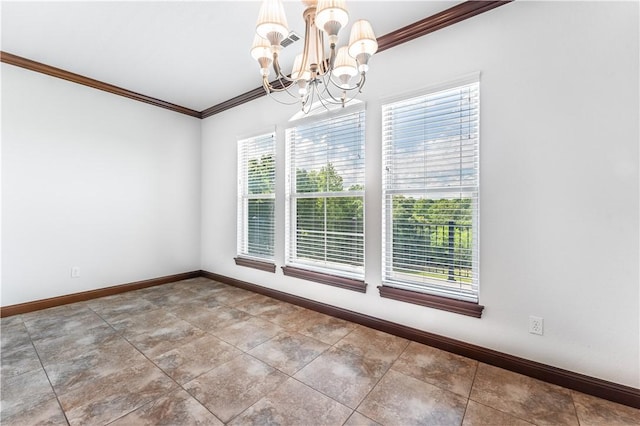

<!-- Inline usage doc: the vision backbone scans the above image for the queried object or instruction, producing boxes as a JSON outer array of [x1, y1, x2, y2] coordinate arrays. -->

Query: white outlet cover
[[529, 315, 544, 335]]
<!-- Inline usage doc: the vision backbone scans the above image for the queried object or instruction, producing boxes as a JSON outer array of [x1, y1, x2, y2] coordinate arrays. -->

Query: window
[[284, 109, 366, 291], [236, 132, 276, 271], [381, 78, 482, 316]]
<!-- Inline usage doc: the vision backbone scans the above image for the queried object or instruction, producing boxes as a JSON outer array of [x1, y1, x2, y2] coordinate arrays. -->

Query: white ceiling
[[1, 1, 456, 112]]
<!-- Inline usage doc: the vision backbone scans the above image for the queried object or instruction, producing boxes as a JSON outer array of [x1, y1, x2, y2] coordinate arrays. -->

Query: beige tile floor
[[1, 277, 638, 425]]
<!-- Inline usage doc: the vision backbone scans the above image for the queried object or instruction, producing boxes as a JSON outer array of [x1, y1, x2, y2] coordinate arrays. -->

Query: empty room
[[1, 0, 639, 424]]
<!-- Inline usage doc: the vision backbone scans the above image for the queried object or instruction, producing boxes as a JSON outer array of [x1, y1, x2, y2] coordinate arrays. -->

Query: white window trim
[[381, 76, 481, 304], [285, 107, 366, 280], [237, 131, 276, 262]]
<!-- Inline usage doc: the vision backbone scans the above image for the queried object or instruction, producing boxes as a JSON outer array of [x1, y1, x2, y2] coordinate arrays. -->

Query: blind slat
[[382, 82, 480, 303], [286, 110, 366, 276], [238, 132, 276, 260]]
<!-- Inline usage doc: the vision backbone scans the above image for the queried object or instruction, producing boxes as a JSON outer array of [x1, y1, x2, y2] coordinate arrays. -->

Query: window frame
[[380, 75, 483, 317], [235, 131, 276, 272], [284, 106, 367, 291]]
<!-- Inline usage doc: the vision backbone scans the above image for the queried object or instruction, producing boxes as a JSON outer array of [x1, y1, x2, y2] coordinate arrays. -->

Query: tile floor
[[1, 277, 638, 425]]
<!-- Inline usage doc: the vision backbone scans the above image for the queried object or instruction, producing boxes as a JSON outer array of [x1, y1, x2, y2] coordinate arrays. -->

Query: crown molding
[[0, 51, 202, 118], [201, 0, 512, 118], [2, 1, 511, 119], [376, 0, 511, 53]]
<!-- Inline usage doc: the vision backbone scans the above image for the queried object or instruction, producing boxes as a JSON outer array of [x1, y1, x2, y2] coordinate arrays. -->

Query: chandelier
[[250, 0, 378, 113]]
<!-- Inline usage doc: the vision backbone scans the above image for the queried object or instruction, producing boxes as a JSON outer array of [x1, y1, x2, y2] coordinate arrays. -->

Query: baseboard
[[0, 271, 201, 318], [200, 270, 640, 409], [2, 269, 637, 408]]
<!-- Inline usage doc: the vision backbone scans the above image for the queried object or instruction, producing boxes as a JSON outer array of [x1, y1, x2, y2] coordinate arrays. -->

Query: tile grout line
[[99, 299, 232, 425], [245, 306, 370, 421], [87, 304, 202, 425], [183, 296, 282, 425], [161, 285, 239, 424], [140, 287, 306, 424], [465, 363, 543, 425], [89, 305, 162, 418], [349, 337, 411, 422], [232, 285, 594, 426], [197, 297, 336, 424], [460, 359, 481, 425], [569, 389, 583, 426], [225, 321, 365, 424], [22, 315, 72, 426], [9, 279, 628, 425]]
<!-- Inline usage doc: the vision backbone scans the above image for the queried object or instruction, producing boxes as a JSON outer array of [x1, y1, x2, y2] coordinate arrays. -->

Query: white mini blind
[[382, 81, 480, 302], [286, 110, 365, 277], [237, 132, 276, 260]]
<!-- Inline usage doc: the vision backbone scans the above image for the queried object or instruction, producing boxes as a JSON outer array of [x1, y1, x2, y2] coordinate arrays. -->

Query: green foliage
[[295, 163, 363, 267], [246, 154, 275, 257], [247, 199, 274, 257], [392, 195, 473, 282], [248, 154, 275, 194], [290, 161, 474, 279]]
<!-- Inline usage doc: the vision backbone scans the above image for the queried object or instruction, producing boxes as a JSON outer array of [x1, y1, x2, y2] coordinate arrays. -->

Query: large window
[[381, 79, 481, 313], [285, 109, 365, 288], [237, 132, 276, 269]]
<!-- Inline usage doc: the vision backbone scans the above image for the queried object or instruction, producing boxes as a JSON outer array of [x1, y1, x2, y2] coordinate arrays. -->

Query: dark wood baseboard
[[0, 271, 201, 317], [200, 270, 640, 409], [3, 269, 637, 408]]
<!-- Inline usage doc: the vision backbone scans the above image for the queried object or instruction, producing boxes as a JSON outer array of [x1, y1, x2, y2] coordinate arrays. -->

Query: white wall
[[201, 1, 639, 387], [1, 64, 202, 306]]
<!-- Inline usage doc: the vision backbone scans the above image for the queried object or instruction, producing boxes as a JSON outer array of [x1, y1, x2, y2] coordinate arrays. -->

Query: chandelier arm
[[262, 77, 299, 100], [320, 75, 367, 108], [265, 77, 300, 100], [323, 70, 366, 93], [262, 76, 271, 95], [280, 75, 303, 97], [302, 82, 316, 113], [272, 54, 281, 80], [298, 9, 313, 79], [315, 72, 361, 106], [252, 0, 375, 114], [358, 72, 367, 93], [315, 84, 337, 110], [266, 90, 306, 106], [318, 78, 347, 105], [317, 32, 327, 75], [317, 90, 330, 109], [327, 43, 336, 72], [306, 76, 349, 107], [272, 53, 298, 83]]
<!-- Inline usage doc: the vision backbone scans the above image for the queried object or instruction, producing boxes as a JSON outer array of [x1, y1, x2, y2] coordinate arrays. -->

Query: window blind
[[237, 132, 276, 260], [382, 81, 480, 302], [286, 110, 365, 277]]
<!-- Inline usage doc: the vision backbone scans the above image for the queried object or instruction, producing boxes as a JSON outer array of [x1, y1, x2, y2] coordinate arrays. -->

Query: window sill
[[378, 285, 484, 318], [281, 266, 366, 293], [234, 257, 276, 273]]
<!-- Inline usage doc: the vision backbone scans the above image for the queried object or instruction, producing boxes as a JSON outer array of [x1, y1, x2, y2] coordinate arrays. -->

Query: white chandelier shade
[[348, 19, 377, 72], [256, 0, 289, 44], [316, 0, 349, 41], [251, 0, 378, 113]]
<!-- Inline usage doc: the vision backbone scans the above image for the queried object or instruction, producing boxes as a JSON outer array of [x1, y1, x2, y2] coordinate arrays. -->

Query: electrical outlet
[[71, 266, 81, 278], [529, 315, 543, 335]]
